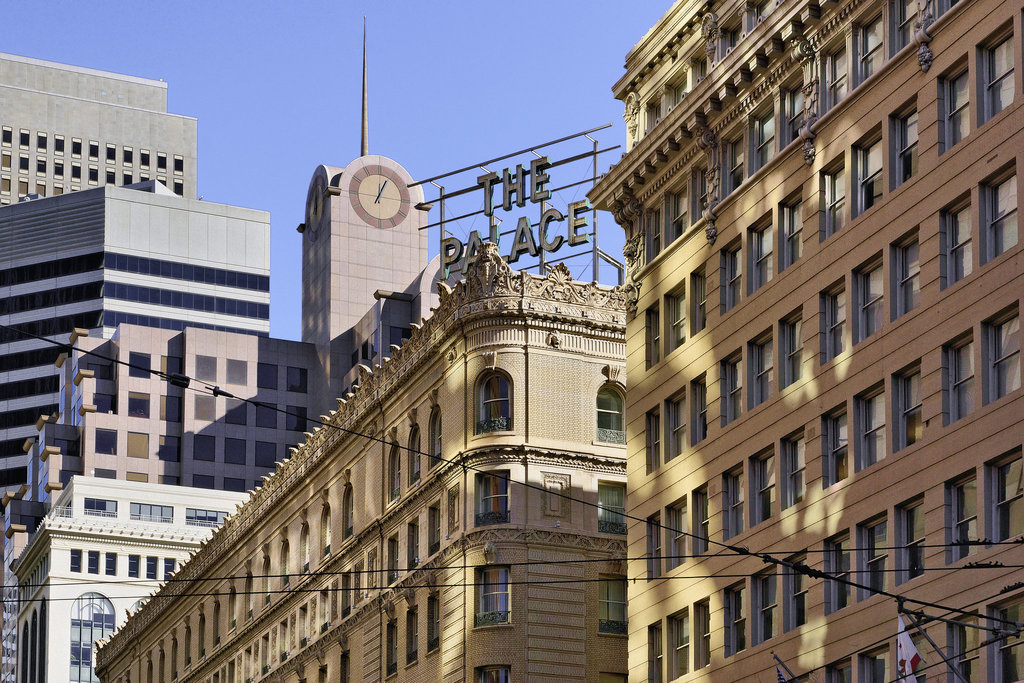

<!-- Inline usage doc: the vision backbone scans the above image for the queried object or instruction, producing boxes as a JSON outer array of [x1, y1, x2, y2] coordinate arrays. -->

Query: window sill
[[471, 430, 515, 442]]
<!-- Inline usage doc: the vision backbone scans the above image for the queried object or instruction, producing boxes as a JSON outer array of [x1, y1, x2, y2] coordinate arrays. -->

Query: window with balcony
[[475, 471, 510, 526], [599, 576, 628, 635], [597, 386, 625, 444], [476, 567, 510, 626], [598, 482, 627, 535], [477, 373, 512, 433]]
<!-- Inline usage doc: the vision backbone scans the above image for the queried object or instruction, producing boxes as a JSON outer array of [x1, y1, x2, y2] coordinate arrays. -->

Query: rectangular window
[[648, 622, 663, 683], [893, 238, 920, 319], [941, 203, 973, 286], [667, 287, 686, 352], [127, 391, 150, 418], [666, 497, 687, 571], [645, 98, 662, 134], [854, 139, 883, 216], [146, 556, 158, 580], [163, 558, 175, 578], [646, 408, 661, 474], [692, 486, 709, 556], [668, 187, 688, 241], [826, 660, 852, 683], [694, 600, 711, 669], [891, 0, 917, 53], [982, 174, 1017, 263], [691, 269, 707, 335], [856, 390, 886, 471], [749, 222, 773, 292], [225, 398, 247, 425], [475, 471, 509, 525], [646, 513, 662, 579], [106, 144, 116, 162], [129, 351, 151, 378], [753, 571, 777, 644], [780, 314, 802, 388], [982, 37, 1014, 123], [894, 368, 922, 450], [857, 16, 883, 83], [751, 449, 775, 526], [475, 566, 510, 625], [859, 518, 888, 597], [427, 594, 440, 651], [256, 362, 277, 389], [780, 200, 802, 270], [599, 576, 628, 634], [285, 406, 307, 432], [105, 553, 116, 576], [947, 617, 980, 681], [723, 466, 744, 540], [990, 453, 1023, 541], [692, 167, 708, 220], [783, 554, 807, 631], [647, 208, 663, 262], [646, 306, 661, 368], [407, 521, 419, 568], [173, 155, 184, 174], [128, 555, 140, 578], [897, 500, 925, 583], [823, 408, 849, 487], [985, 314, 1021, 403], [940, 70, 969, 151], [406, 607, 418, 663], [893, 109, 918, 187], [721, 242, 742, 312], [669, 610, 689, 678], [854, 264, 883, 342], [991, 600, 1023, 681], [826, 46, 848, 109], [724, 583, 746, 656], [753, 110, 775, 170], [825, 534, 850, 613], [750, 336, 773, 408], [667, 393, 686, 462], [859, 648, 888, 683], [726, 137, 744, 193], [821, 165, 846, 238], [822, 286, 846, 362], [87, 550, 99, 574], [130, 503, 173, 523], [256, 404, 277, 429], [691, 376, 708, 445], [721, 355, 742, 425], [598, 482, 627, 535], [84, 497, 117, 517], [781, 433, 806, 509], [947, 474, 977, 563]]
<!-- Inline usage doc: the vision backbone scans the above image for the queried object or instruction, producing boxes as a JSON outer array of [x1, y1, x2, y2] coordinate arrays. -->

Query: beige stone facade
[[590, 0, 1023, 680], [96, 245, 631, 683]]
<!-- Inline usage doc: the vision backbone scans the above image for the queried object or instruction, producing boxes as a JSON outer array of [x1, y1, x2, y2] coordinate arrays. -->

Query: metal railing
[[599, 619, 628, 635], [476, 417, 512, 434], [475, 510, 510, 527], [474, 611, 510, 627]]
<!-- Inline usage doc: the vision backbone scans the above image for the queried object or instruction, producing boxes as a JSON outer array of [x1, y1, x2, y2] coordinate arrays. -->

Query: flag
[[776, 664, 789, 682], [896, 615, 923, 681]]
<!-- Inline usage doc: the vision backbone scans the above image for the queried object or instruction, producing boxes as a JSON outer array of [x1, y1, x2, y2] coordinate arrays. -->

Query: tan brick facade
[[96, 244, 630, 683], [591, 0, 1023, 680]]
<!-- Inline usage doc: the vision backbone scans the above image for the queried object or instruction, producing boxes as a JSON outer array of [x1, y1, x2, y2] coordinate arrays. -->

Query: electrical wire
[[2, 320, 1023, 631]]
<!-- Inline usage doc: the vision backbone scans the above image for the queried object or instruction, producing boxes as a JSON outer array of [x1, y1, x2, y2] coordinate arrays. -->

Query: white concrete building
[[11, 476, 246, 683]]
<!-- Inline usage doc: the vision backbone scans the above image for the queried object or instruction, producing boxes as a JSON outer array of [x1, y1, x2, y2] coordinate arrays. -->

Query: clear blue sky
[[2, 1, 669, 340]]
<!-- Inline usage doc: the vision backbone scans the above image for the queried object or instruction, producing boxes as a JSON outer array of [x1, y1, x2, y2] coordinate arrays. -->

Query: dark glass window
[[129, 352, 151, 378], [256, 363, 277, 389], [193, 435, 216, 461], [286, 367, 308, 393], [224, 477, 246, 492], [105, 553, 116, 576], [224, 437, 247, 465], [255, 441, 277, 468], [224, 398, 247, 425], [146, 556, 158, 579], [128, 555, 140, 578], [256, 404, 277, 429], [70, 549, 81, 572], [87, 551, 99, 574], [286, 406, 308, 431], [193, 474, 215, 489], [158, 436, 180, 462], [94, 429, 117, 455]]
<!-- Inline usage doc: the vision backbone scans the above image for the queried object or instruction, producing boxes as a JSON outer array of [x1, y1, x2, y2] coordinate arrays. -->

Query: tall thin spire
[[360, 16, 368, 157]]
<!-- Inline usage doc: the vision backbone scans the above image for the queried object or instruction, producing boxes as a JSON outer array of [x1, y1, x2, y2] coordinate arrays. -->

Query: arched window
[[477, 373, 511, 433], [212, 600, 220, 647], [596, 386, 626, 444], [228, 586, 237, 629], [280, 540, 291, 587], [29, 609, 37, 683], [262, 556, 271, 606], [300, 522, 310, 572], [342, 485, 354, 538], [320, 503, 332, 557], [388, 444, 401, 502], [38, 600, 46, 683], [197, 611, 206, 659], [146, 658, 153, 683], [69, 592, 115, 683], [408, 426, 421, 485], [245, 570, 255, 616], [428, 407, 442, 470], [184, 622, 192, 666]]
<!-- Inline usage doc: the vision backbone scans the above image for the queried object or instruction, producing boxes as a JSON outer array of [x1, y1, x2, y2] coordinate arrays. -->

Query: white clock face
[[348, 164, 411, 229]]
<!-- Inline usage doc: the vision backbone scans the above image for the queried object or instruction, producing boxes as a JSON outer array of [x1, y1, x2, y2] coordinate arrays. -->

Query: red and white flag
[[896, 615, 923, 681]]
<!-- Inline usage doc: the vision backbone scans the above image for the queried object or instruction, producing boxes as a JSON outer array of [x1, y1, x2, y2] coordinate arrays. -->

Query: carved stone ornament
[[402, 588, 416, 605], [611, 195, 642, 229], [483, 540, 498, 564], [621, 230, 645, 315], [799, 77, 819, 165], [482, 350, 497, 369], [446, 346, 457, 365], [623, 92, 640, 146], [696, 127, 721, 243], [701, 13, 721, 63], [383, 600, 396, 621], [912, 0, 935, 71], [546, 330, 561, 348], [602, 364, 623, 385]]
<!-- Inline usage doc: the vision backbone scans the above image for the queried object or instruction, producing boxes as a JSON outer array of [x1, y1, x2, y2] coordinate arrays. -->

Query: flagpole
[[899, 605, 969, 683], [772, 652, 799, 681]]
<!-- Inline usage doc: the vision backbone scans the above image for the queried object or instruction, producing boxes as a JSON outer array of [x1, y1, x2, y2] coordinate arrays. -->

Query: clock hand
[[375, 180, 388, 204]]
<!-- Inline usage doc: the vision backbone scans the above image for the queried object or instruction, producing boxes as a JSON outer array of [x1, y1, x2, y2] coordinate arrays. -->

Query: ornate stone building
[[592, 0, 1023, 680], [96, 244, 631, 683]]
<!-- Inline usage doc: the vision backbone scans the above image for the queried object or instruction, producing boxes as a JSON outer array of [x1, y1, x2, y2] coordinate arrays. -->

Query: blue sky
[[2, 1, 669, 340]]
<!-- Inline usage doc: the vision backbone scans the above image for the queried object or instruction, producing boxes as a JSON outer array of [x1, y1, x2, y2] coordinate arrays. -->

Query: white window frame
[[722, 244, 742, 312], [945, 338, 974, 423], [780, 314, 803, 388], [854, 263, 883, 343], [750, 336, 774, 408], [821, 164, 846, 238], [823, 409, 849, 487], [855, 390, 886, 471], [721, 355, 742, 425], [941, 202, 973, 287], [982, 174, 1017, 264], [722, 467, 744, 540], [780, 200, 802, 270], [894, 368, 922, 451], [781, 433, 806, 509], [749, 222, 773, 292], [982, 36, 1014, 123], [985, 314, 1021, 403], [822, 286, 846, 362]]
